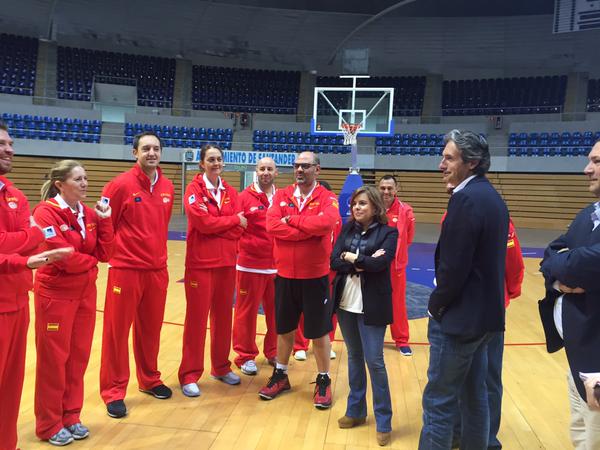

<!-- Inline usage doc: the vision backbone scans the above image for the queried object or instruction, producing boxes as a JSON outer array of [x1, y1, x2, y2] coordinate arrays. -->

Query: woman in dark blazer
[[331, 185, 398, 447]]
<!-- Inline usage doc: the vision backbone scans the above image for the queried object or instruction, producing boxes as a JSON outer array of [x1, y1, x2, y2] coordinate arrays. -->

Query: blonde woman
[[33, 160, 114, 446]]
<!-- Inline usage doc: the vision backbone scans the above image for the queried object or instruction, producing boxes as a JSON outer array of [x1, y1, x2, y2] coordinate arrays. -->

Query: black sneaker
[[139, 384, 172, 399], [107, 400, 127, 418]]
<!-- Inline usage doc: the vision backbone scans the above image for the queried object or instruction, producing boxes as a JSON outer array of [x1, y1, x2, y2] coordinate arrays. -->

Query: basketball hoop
[[341, 123, 361, 146]]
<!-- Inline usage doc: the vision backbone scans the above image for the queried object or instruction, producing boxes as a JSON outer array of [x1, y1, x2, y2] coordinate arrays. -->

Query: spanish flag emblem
[[239, 289, 248, 296], [190, 281, 198, 288], [507, 239, 515, 249], [47, 323, 59, 332], [113, 286, 122, 294]]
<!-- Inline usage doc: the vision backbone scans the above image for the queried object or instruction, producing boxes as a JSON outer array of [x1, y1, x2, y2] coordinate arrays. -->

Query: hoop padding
[[341, 123, 361, 146]]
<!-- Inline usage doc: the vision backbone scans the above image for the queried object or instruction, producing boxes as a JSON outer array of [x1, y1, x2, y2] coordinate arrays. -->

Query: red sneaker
[[259, 368, 291, 400], [313, 374, 332, 409]]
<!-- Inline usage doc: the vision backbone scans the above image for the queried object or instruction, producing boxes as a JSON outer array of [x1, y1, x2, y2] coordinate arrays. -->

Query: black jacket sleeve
[[354, 227, 398, 272]]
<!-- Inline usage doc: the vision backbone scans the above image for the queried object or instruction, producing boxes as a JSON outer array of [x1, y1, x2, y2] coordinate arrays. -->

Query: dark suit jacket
[[540, 203, 600, 400], [428, 175, 509, 336], [330, 221, 398, 327]]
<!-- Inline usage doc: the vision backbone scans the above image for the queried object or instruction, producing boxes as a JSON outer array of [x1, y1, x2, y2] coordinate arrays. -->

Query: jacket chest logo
[[161, 192, 172, 204], [6, 196, 18, 209], [86, 223, 97, 232]]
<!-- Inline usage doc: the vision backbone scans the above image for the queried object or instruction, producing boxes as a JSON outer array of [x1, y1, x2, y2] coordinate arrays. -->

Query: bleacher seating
[[316, 76, 425, 116], [57, 47, 175, 106], [0, 34, 38, 96], [442, 76, 567, 115], [192, 66, 300, 114], [2, 112, 102, 143], [587, 79, 600, 112], [252, 130, 351, 154], [124, 123, 233, 149], [375, 133, 444, 156], [506, 131, 597, 157]]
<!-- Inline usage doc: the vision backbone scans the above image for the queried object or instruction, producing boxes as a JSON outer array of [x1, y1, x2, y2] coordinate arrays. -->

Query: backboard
[[311, 75, 394, 137]]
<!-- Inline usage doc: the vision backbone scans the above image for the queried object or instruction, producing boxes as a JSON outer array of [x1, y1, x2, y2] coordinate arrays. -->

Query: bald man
[[233, 158, 279, 376], [261, 152, 341, 409]]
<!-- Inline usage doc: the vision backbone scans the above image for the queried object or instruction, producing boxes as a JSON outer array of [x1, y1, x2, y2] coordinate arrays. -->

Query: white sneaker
[[182, 383, 201, 397], [294, 350, 307, 361], [240, 360, 258, 375], [330, 349, 337, 360]]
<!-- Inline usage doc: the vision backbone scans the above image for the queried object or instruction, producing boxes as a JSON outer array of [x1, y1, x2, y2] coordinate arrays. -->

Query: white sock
[[276, 363, 288, 373], [319, 372, 330, 378]]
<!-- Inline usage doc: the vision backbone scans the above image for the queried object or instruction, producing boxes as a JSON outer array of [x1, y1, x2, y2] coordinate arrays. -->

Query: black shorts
[[274, 275, 333, 339]]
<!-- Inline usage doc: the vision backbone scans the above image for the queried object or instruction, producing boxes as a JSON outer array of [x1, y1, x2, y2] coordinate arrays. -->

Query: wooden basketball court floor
[[15, 240, 571, 449]]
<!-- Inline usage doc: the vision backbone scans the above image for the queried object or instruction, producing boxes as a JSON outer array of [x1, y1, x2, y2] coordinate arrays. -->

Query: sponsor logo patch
[[8, 201, 17, 209], [188, 194, 196, 205], [280, 201, 287, 207], [43, 226, 57, 239], [59, 224, 69, 232]]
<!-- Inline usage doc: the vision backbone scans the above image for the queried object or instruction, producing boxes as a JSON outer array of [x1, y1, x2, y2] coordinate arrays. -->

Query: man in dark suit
[[539, 141, 600, 449], [419, 130, 509, 450]]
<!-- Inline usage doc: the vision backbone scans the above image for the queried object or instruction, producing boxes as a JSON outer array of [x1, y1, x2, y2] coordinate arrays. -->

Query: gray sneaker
[[48, 427, 74, 446], [67, 423, 89, 440], [212, 371, 241, 385]]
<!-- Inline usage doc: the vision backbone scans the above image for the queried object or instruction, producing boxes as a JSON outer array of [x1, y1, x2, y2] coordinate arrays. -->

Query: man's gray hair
[[444, 129, 491, 175]]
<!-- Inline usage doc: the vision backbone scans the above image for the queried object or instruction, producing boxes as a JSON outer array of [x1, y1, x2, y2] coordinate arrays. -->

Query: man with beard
[[260, 151, 340, 409]]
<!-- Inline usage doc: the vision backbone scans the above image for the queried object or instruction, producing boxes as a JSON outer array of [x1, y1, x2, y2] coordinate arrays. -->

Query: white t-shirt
[[339, 274, 363, 314]]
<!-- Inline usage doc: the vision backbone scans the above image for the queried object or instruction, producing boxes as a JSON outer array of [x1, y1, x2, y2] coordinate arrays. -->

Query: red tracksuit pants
[[0, 303, 29, 450], [294, 313, 337, 352], [232, 271, 277, 367], [389, 266, 410, 346], [100, 268, 168, 404], [178, 267, 235, 385], [34, 291, 96, 439]]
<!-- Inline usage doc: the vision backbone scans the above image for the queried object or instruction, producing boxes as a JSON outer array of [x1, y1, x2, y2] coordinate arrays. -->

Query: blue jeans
[[419, 318, 497, 450], [337, 309, 392, 432], [452, 332, 504, 449]]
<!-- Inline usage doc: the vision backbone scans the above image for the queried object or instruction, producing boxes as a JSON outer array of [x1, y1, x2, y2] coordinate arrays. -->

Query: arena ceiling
[[0, 0, 592, 75]]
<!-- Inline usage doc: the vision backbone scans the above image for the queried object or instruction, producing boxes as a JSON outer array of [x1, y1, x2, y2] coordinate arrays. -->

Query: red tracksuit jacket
[[184, 174, 242, 269], [504, 219, 524, 306], [266, 183, 341, 279], [102, 164, 174, 270], [237, 184, 275, 270], [386, 198, 415, 271], [32, 198, 115, 299], [0, 253, 29, 273], [0, 175, 45, 312]]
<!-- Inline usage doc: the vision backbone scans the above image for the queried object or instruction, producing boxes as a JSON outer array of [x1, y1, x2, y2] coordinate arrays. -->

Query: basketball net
[[341, 123, 361, 146]]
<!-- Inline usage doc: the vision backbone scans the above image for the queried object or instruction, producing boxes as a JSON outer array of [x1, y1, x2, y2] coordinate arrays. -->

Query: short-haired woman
[[330, 185, 398, 447]]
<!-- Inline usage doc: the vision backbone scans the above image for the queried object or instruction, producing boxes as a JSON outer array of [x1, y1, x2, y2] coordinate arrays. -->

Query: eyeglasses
[[293, 163, 316, 170]]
